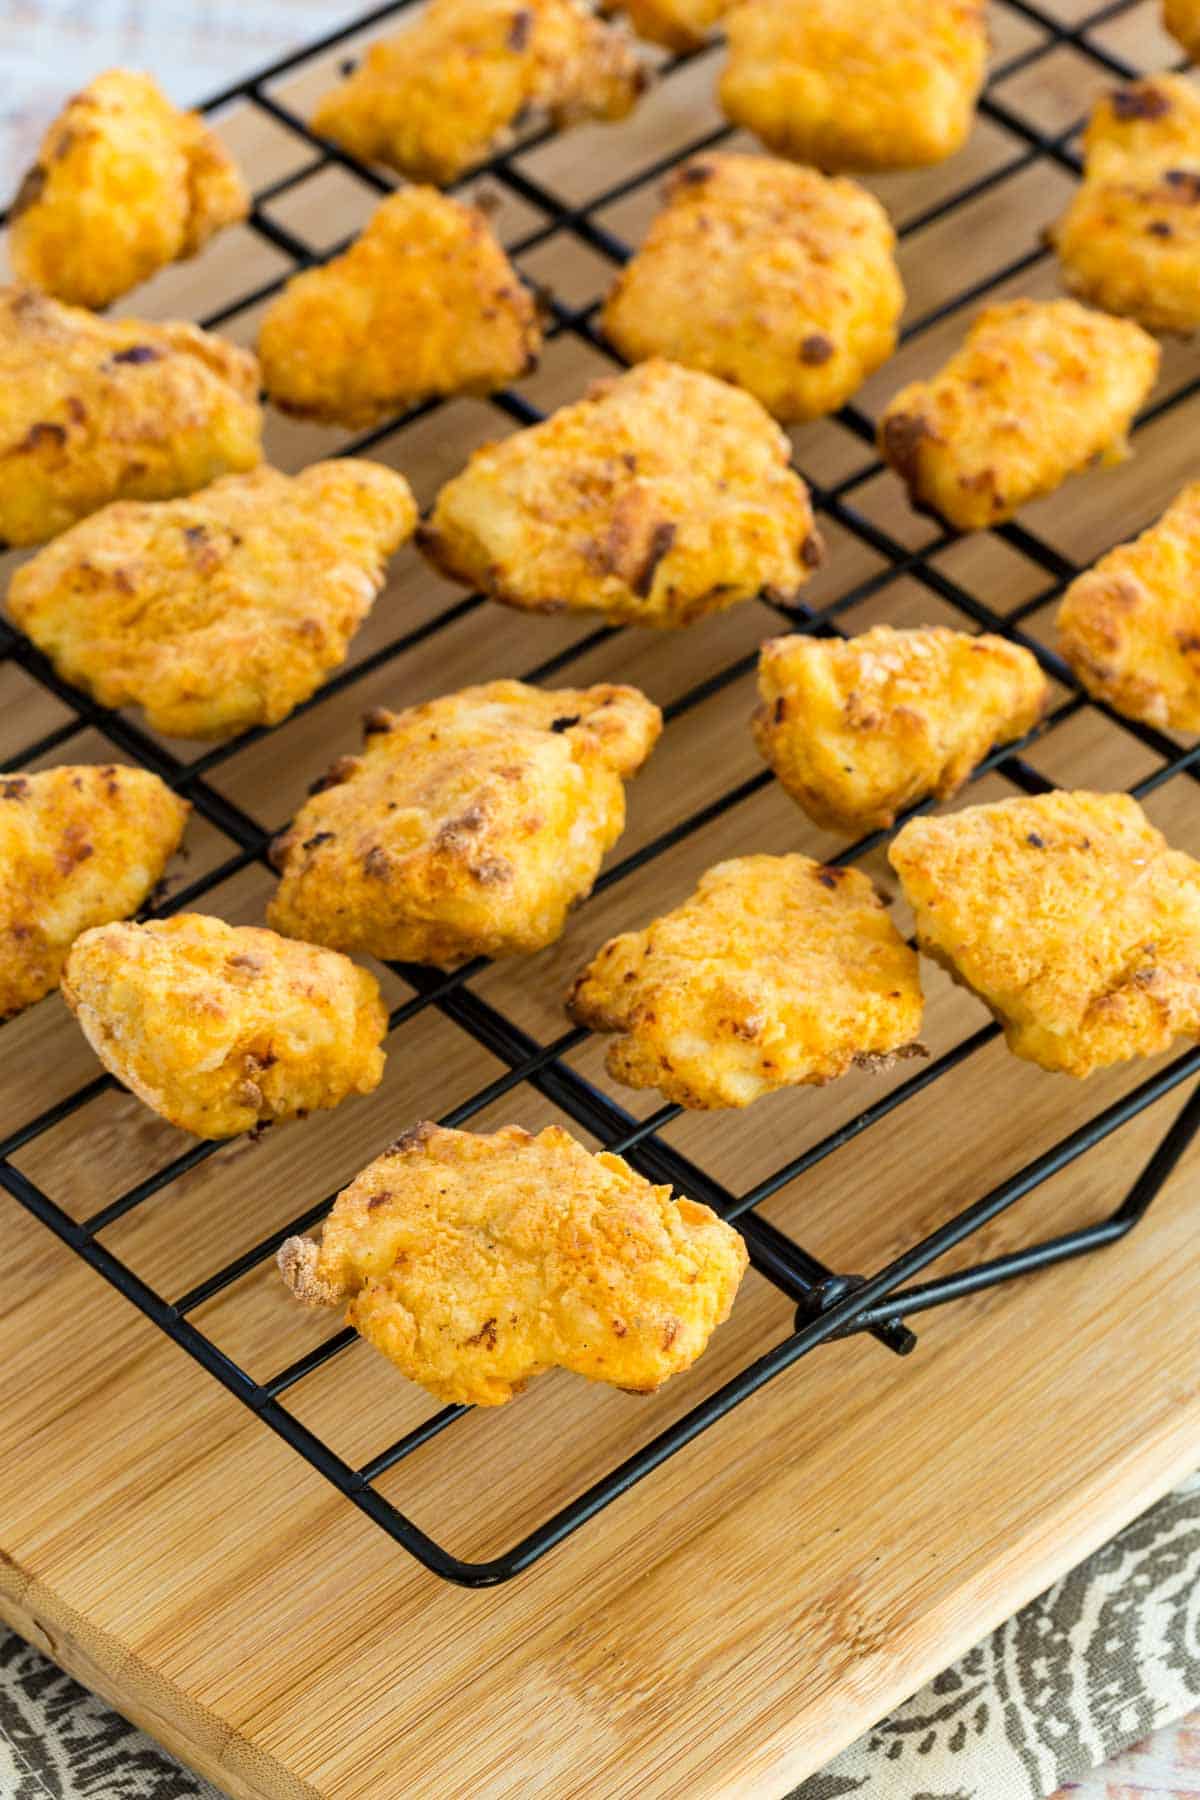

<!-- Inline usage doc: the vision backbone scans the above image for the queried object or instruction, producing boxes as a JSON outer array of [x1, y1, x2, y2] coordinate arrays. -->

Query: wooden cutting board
[[3, 10, 1200, 1798]]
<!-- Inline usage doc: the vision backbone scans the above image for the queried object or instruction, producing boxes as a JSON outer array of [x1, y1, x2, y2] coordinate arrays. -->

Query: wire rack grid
[[1, 0, 1199, 1586]]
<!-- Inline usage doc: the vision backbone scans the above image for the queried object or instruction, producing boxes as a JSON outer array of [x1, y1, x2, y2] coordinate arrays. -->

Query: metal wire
[[2, 0, 1197, 1585]]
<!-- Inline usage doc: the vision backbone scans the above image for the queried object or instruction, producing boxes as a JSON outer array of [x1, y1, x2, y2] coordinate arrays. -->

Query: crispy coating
[[311, 0, 644, 184], [1053, 76, 1200, 336], [618, 0, 730, 51], [258, 189, 542, 429], [0, 765, 187, 1019], [8, 70, 248, 311], [889, 791, 1200, 1077], [719, 0, 987, 171], [8, 461, 417, 741], [62, 914, 387, 1138], [278, 1120, 747, 1406], [878, 300, 1160, 533], [268, 679, 662, 967], [419, 359, 820, 626], [753, 626, 1049, 836], [1056, 481, 1200, 732], [567, 853, 923, 1107], [601, 155, 903, 424], [0, 287, 261, 547], [1165, 0, 1200, 58]]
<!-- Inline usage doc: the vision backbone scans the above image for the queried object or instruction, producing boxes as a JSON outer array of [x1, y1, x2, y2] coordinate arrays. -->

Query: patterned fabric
[[0, 1633, 221, 1800], [1059, 1709, 1200, 1797], [793, 1472, 1200, 1800], [0, 1477, 1197, 1799]]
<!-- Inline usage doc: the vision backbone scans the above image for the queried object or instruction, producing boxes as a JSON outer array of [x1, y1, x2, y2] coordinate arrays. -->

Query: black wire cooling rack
[[2, 0, 1199, 1587]]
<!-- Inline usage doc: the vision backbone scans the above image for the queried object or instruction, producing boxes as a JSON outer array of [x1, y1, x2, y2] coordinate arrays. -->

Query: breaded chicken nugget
[[1164, 0, 1200, 59], [8, 461, 417, 741], [889, 791, 1200, 1077], [258, 189, 541, 429], [0, 287, 261, 547], [567, 853, 923, 1107], [618, 0, 730, 51], [601, 155, 903, 424], [878, 300, 1159, 533], [0, 764, 187, 1019], [419, 360, 820, 625], [719, 0, 987, 171], [311, 0, 645, 184], [8, 70, 248, 311], [1057, 481, 1200, 731], [268, 679, 661, 966], [1053, 77, 1200, 335], [278, 1120, 747, 1406], [62, 914, 387, 1138], [753, 625, 1049, 836]]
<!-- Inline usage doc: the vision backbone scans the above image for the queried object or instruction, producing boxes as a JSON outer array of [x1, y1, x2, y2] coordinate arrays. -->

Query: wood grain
[[3, 12, 1200, 1799]]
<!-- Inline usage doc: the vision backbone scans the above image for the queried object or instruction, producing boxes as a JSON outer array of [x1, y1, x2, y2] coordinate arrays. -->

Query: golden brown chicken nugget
[[719, 0, 987, 171], [268, 679, 661, 967], [617, 0, 730, 51], [890, 791, 1200, 1076], [878, 300, 1160, 533], [8, 461, 417, 741], [258, 189, 541, 429], [753, 625, 1049, 836], [567, 853, 923, 1107], [62, 914, 387, 1138], [1054, 77, 1200, 336], [0, 764, 187, 1019], [419, 359, 820, 626], [0, 287, 261, 547], [1057, 481, 1200, 732], [1165, 0, 1200, 58], [278, 1120, 747, 1406], [8, 70, 248, 311], [602, 155, 904, 424], [311, 0, 645, 184]]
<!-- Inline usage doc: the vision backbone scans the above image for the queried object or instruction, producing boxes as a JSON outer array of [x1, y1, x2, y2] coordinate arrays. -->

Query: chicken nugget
[[0, 764, 188, 1019], [719, 0, 987, 172], [1056, 481, 1200, 732], [1053, 77, 1200, 336], [567, 853, 923, 1107], [311, 0, 645, 184], [278, 1120, 747, 1406], [0, 287, 261, 547], [889, 791, 1200, 1076], [8, 461, 417, 741], [8, 70, 248, 311], [618, 0, 730, 51], [878, 299, 1159, 533], [1165, 0, 1200, 59], [753, 625, 1049, 836], [259, 189, 541, 429], [601, 155, 903, 424], [62, 914, 387, 1138], [268, 679, 661, 966], [419, 359, 820, 626]]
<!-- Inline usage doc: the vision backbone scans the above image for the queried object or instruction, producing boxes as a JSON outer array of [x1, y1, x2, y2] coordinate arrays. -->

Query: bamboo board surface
[[2, 7, 1200, 1797]]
